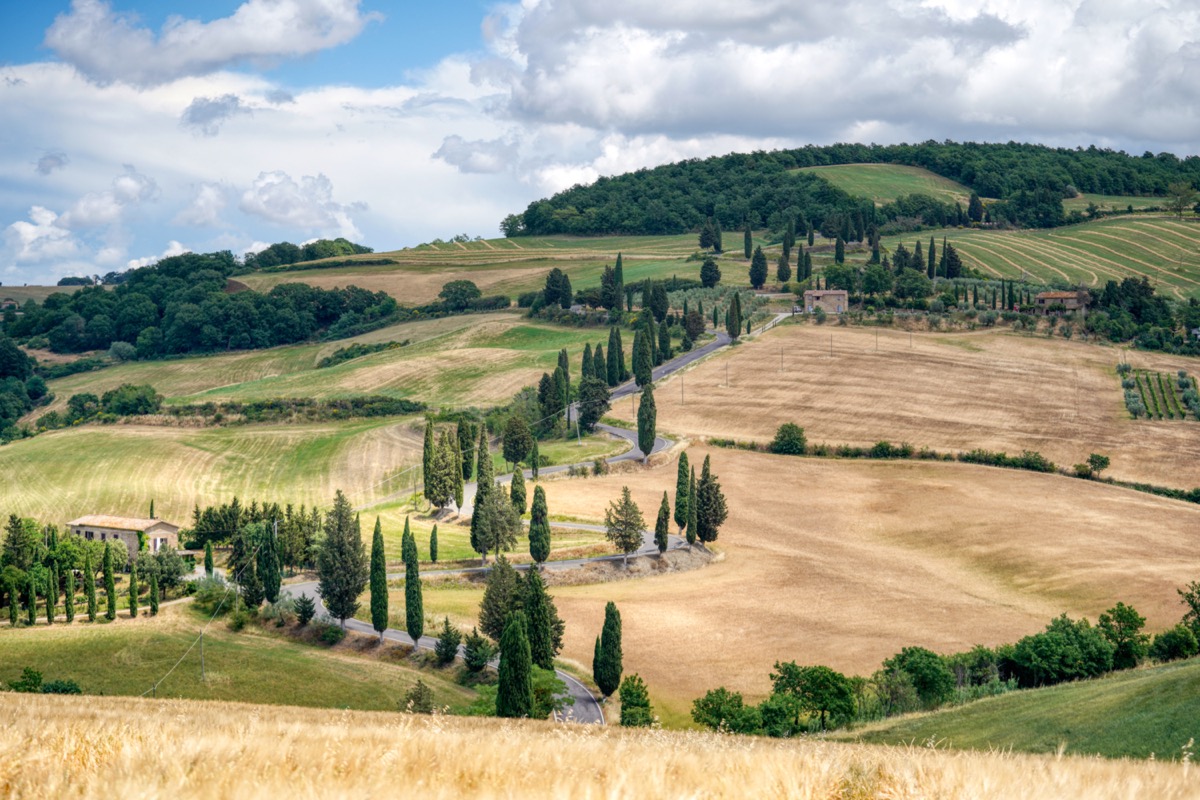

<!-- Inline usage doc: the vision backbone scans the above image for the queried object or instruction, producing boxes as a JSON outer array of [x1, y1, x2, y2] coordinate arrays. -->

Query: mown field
[[611, 323, 1200, 489], [404, 445, 1200, 725], [801, 163, 974, 206], [0, 604, 475, 712], [880, 216, 1200, 300], [840, 656, 1200, 760], [5, 693, 1194, 800]]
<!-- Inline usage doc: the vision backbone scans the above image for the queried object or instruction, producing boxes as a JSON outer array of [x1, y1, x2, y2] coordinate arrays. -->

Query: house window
[[100, 532, 106, 540]]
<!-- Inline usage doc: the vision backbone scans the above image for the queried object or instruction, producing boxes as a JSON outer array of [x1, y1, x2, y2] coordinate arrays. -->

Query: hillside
[[838, 656, 1200, 759], [1, 693, 1192, 799], [801, 163, 973, 207]]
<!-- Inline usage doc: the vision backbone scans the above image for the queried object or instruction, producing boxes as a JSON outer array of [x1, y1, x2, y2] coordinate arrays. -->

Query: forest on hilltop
[[504, 141, 1200, 237]]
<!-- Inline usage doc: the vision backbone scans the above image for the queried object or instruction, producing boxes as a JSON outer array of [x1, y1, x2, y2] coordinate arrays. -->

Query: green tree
[[577, 376, 611, 433], [402, 679, 435, 714], [581, 342, 593, 380], [770, 662, 855, 730], [749, 246, 767, 289], [657, 319, 672, 363], [457, 420, 477, 480], [439, 279, 482, 310], [422, 419, 435, 505], [258, 523, 281, 604], [692, 687, 761, 733], [592, 343, 606, 382], [470, 428, 494, 557], [84, 548, 97, 622], [497, 611, 534, 718], [594, 601, 623, 697], [317, 490, 368, 628], [1099, 601, 1149, 670], [770, 423, 806, 455], [405, 524, 424, 648], [434, 616, 462, 665], [203, 541, 214, 577], [464, 627, 496, 672], [605, 327, 621, 386], [128, 561, 139, 619], [240, 559, 264, 608], [863, 263, 891, 297], [148, 572, 159, 616], [510, 469, 527, 515], [637, 383, 656, 462], [685, 467, 698, 546], [967, 192, 984, 222], [46, 566, 57, 625], [530, 439, 540, 480], [1166, 181, 1197, 218], [776, 251, 791, 283], [632, 329, 652, 387], [1180, 581, 1200, 639], [26, 572, 36, 626], [743, 223, 752, 259], [370, 517, 388, 642], [673, 452, 690, 531], [430, 524, 438, 564], [619, 674, 654, 726], [426, 431, 457, 511], [479, 555, 520, 641], [295, 593, 316, 626], [103, 542, 116, 621], [502, 414, 533, 469], [883, 646, 955, 707], [474, 483, 520, 564], [64, 568, 76, 623], [654, 492, 670, 555], [834, 235, 845, 264], [524, 567, 561, 671], [726, 292, 742, 340], [529, 485, 551, 564], [700, 256, 721, 288], [604, 487, 645, 568], [694, 455, 728, 544]]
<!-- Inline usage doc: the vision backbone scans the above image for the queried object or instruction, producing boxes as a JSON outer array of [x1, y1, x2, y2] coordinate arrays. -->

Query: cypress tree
[[592, 636, 602, 689], [128, 561, 139, 619], [479, 555, 520, 641], [529, 485, 551, 564], [26, 573, 36, 626], [655, 492, 670, 554], [370, 517, 388, 642], [84, 548, 97, 622], [808, 225, 815, 246], [259, 523, 281, 604], [632, 329, 652, 387], [316, 490, 369, 628], [452, 432, 465, 510], [404, 524, 424, 648], [8, 579, 17, 627], [657, 319, 672, 363], [749, 246, 767, 289], [511, 469, 527, 515], [530, 439, 539, 481], [928, 236, 937, 276], [422, 419, 435, 505], [430, 524, 438, 564], [524, 568, 559, 670], [804, 250, 813, 279], [595, 601, 623, 697], [619, 674, 654, 727], [149, 573, 159, 616], [471, 428, 494, 556], [457, 421, 477, 481], [204, 540, 214, 577], [743, 221, 752, 259], [241, 559, 264, 608], [637, 383, 656, 462], [64, 568, 75, 623], [581, 343, 593, 380], [103, 542, 117, 621], [614, 253, 624, 307], [686, 468, 698, 546], [695, 455, 729, 544], [497, 611, 533, 718], [712, 306, 719, 327], [835, 235, 845, 264], [726, 293, 742, 339], [776, 250, 791, 283], [401, 516, 416, 565], [592, 343, 605, 382], [46, 566, 56, 625], [673, 452, 690, 531], [614, 327, 629, 381]]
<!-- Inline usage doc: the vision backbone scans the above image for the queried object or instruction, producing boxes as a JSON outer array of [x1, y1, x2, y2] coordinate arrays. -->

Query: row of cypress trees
[[10, 540, 164, 626]]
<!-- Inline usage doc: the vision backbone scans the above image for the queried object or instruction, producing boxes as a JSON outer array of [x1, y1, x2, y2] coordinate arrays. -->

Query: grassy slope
[[839, 657, 1200, 759], [0, 604, 475, 712], [801, 163, 974, 206], [880, 216, 1200, 300]]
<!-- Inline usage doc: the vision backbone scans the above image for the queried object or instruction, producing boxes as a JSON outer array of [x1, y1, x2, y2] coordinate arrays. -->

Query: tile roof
[[67, 515, 178, 532]]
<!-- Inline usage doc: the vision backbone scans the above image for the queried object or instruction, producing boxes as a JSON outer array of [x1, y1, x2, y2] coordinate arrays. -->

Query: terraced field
[[881, 216, 1200, 300], [801, 163, 974, 206]]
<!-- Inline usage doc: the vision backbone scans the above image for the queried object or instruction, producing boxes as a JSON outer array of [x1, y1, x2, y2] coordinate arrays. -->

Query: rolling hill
[[801, 163, 974, 206]]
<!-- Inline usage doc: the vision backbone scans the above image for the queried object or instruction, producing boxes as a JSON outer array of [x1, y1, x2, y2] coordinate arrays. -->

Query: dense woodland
[[505, 141, 1200, 237]]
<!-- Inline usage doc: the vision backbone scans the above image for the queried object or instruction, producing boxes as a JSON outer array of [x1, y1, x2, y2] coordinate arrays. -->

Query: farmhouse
[[1034, 290, 1089, 315], [803, 289, 849, 314], [68, 515, 180, 554], [0, 298, 17, 311]]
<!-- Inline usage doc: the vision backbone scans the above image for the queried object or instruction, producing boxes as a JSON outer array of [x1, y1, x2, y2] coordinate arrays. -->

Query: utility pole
[[829, 334, 833, 358]]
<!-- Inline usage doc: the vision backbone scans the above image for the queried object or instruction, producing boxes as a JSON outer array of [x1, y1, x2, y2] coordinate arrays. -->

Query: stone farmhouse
[[803, 289, 849, 314], [68, 515, 180, 554], [1034, 290, 1089, 315]]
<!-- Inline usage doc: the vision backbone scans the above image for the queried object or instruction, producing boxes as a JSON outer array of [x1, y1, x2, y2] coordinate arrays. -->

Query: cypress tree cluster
[[370, 517, 388, 642], [593, 601, 623, 697]]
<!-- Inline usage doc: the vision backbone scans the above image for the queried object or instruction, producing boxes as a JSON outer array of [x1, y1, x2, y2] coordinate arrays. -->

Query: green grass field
[[1064, 194, 1166, 213], [0, 604, 475, 712], [879, 216, 1200, 300], [800, 164, 974, 207], [839, 657, 1200, 760]]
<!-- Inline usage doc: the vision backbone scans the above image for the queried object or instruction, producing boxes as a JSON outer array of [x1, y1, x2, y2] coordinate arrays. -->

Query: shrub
[[317, 622, 347, 645], [1116, 362, 1132, 376], [401, 679, 436, 714], [41, 679, 83, 695], [769, 423, 806, 455], [226, 608, 250, 632], [882, 647, 955, 708], [294, 593, 316, 626], [1149, 625, 1199, 662]]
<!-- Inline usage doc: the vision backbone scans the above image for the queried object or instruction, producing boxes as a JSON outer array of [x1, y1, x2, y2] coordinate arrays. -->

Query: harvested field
[[534, 446, 1200, 723], [614, 323, 1200, 488], [3, 693, 1193, 800]]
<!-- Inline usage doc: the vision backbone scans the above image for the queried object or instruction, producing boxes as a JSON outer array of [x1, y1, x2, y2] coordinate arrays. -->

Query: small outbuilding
[[803, 289, 849, 314], [0, 298, 17, 311], [68, 515, 180, 554], [1034, 290, 1089, 315]]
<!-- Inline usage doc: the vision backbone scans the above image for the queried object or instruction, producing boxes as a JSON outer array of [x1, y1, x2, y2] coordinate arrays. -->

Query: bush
[[402, 679, 436, 714], [1009, 614, 1114, 687], [1149, 625, 1199, 662], [317, 622, 347, 645], [192, 576, 233, 615], [226, 608, 250, 632], [295, 593, 316, 625], [41, 679, 83, 695], [769, 423, 806, 455]]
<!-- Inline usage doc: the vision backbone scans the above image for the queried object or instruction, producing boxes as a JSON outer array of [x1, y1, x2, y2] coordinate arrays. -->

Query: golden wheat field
[[611, 323, 1200, 488], [1, 693, 1193, 800], [534, 446, 1200, 722]]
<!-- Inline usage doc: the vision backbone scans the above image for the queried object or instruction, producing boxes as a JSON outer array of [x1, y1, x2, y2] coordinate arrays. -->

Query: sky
[[1, 0, 1198, 285]]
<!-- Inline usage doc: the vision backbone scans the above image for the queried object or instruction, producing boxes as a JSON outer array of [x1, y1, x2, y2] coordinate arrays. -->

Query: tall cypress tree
[[84, 548, 97, 622], [592, 343, 605, 382], [632, 330, 652, 387], [743, 220, 752, 259], [452, 432, 465, 509], [497, 611, 533, 718], [430, 524, 438, 564], [128, 561, 139, 619], [46, 566, 56, 625], [258, 523, 281, 604], [471, 428, 494, 556], [529, 484, 551, 564], [524, 568, 559, 671], [686, 468, 698, 546], [26, 572, 36, 626], [64, 568, 75, 623], [404, 523, 424, 648], [928, 236, 937, 276], [8, 578, 19, 627], [695, 455, 729, 544], [422, 419, 435, 505], [457, 421, 477, 481], [370, 517, 388, 642], [581, 343, 593, 380], [613, 253, 624, 309], [657, 319, 672, 363], [749, 246, 767, 289], [726, 292, 742, 340], [673, 452, 690, 531], [530, 439, 539, 481], [204, 540, 214, 577], [316, 490, 368, 628], [510, 469, 527, 515], [149, 573, 159, 616], [595, 601, 623, 697], [615, 327, 629, 381], [637, 383, 656, 462], [655, 492, 670, 555], [103, 542, 117, 621]]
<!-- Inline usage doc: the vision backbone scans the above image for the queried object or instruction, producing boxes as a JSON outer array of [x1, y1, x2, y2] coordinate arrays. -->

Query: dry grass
[[612, 323, 1200, 488], [534, 446, 1200, 724], [1, 693, 1193, 799]]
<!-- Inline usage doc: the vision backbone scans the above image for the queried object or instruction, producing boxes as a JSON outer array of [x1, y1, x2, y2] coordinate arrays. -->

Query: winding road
[[281, 313, 787, 724]]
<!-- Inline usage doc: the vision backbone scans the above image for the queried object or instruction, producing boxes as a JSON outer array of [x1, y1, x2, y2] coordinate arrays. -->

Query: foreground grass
[[837, 657, 1200, 760], [1, 693, 1195, 799], [0, 605, 474, 712]]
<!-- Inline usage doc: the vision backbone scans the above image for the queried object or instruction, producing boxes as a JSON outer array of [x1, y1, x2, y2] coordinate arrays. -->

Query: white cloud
[[126, 240, 190, 269], [58, 165, 158, 229], [239, 171, 363, 239], [433, 135, 519, 174], [174, 184, 228, 227], [45, 0, 382, 87], [3, 206, 81, 264], [181, 94, 251, 136]]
